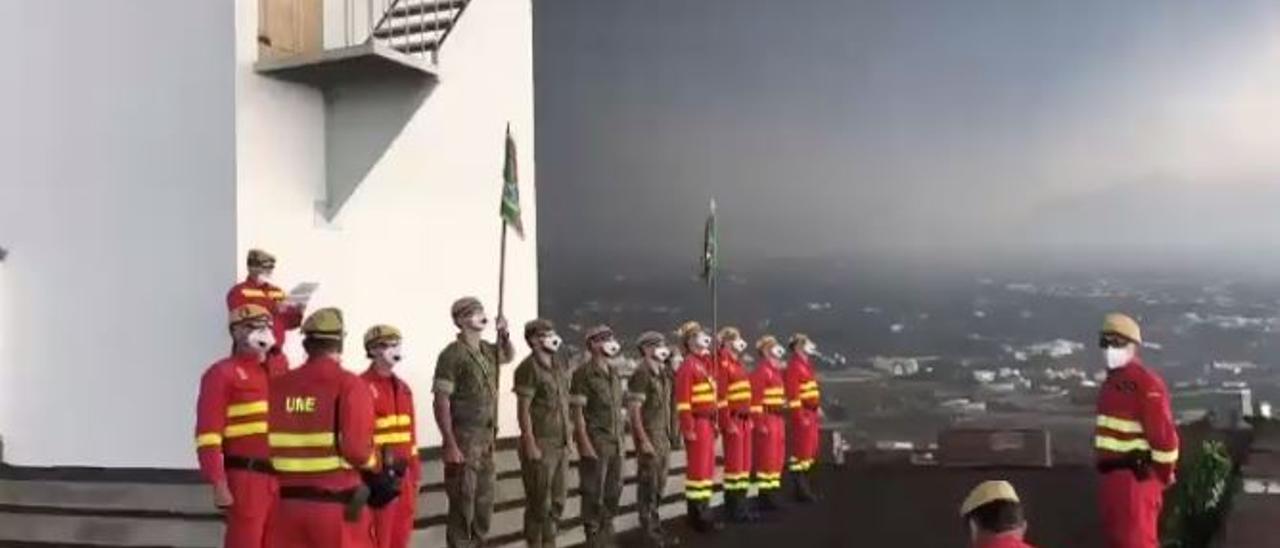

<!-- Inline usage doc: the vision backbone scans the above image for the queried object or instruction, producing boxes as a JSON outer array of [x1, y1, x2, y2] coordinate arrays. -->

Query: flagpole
[[709, 198, 718, 371], [498, 219, 508, 320]]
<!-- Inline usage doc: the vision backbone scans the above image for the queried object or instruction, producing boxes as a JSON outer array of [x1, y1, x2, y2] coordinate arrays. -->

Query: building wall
[[234, 0, 538, 445], [0, 1, 237, 466]]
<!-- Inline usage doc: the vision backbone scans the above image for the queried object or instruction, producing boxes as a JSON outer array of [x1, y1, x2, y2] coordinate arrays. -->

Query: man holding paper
[[226, 249, 310, 370]]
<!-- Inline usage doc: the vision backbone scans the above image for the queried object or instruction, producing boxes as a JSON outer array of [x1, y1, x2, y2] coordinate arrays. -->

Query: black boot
[[726, 491, 758, 523], [702, 500, 725, 531], [687, 500, 706, 532], [755, 489, 781, 513], [793, 472, 817, 503]]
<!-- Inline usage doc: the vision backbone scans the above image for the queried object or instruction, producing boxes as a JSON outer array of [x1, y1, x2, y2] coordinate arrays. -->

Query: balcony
[[253, 0, 472, 220]]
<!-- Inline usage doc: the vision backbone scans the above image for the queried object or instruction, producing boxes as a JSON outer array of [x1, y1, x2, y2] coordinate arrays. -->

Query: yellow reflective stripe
[[195, 433, 223, 447], [800, 381, 818, 390], [269, 432, 336, 448], [268, 291, 286, 299], [676, 403, 692, 411], [691, 394, 716, 403], [223, 421, 268, 439], [685, 479, 715, 488], [763, 388, 785, 395], [716, 401, 729, 408], [240, 289, 267, 298], [1095, 435, 1151, 453], [728, 381, 751, 391], [226, 400, 268, 418], [763, 397, 787, 405], [374, 431, 413, 445], [1151, 448, 1180, 464], [800, 389, 820, 397], [750, 405, 764, 413], [375, 414, 412, 429], [1096, 415, 1144, 434], [685, 490, 713, 500], [788, 400, 802, 409], [692, 383, 714, 394], [728, 393, 752, 401], [272, 456, 342, 473]]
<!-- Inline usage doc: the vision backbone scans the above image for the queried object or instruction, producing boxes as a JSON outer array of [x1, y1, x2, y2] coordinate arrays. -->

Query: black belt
[[279, 486, 359, 504], [1096, 458, 1152, 480], [224, 455, 274, 474]]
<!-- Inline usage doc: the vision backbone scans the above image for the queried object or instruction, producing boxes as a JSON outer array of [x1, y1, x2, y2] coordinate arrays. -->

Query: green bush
[[1159, 440, 1236, 548]]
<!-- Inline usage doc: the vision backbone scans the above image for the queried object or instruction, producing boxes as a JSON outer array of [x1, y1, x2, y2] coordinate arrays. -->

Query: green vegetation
[[1160, 440, 1236, 548]]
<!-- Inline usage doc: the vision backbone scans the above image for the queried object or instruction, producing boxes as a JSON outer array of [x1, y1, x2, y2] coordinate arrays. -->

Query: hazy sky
[[533, 0, 1280, 275]]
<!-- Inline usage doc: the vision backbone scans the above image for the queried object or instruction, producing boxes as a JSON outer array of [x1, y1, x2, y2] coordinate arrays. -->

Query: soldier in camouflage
[[513, 319, 573, 548], [432, 297, 514, 548], [628, 331, 681, 548], [570, 325, 626, 548]]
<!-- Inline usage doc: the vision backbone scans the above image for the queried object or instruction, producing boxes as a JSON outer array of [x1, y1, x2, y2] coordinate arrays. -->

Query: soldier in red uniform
[[784, 333, 821, 502], [226, 249, 304, 371], [716, 327, 756, 523], [960, 480, 1037, 548], [749, 335, 787, 513], [673, 321, 723, 533], [266, 308, 389, 548], [360, 325, 419, 548], [1094, 313, 1179, 548], [194, 304, 284, 548]]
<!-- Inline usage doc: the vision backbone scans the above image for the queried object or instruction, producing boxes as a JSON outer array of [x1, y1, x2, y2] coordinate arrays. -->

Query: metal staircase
[[368, 0, 472, 60]]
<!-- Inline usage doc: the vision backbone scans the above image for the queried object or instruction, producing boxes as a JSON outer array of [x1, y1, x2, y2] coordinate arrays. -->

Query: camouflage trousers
[[519, 442, 567, 548], [636, 448, 671, 545], [578, 441, 623, 548], [445, 435, 496, 548]]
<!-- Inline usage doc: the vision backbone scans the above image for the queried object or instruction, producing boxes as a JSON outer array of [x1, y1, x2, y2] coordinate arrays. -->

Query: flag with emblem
[[500, 124, 525, 239], [700, 199, 717, 286]]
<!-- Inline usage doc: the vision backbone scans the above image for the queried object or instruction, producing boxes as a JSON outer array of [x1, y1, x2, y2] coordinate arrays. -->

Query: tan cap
[[636, 331, 666, 349], [302, 308, 345, 340], [788, 333, 812, 349], [1101, 313, 1142, 344], [228, 304, 272, 327], [363, 324, 402, 348], [677, 321, 705, 341], [584, 324, 615, 343], [717, 326, 742, 341], [524, 319, 556, 340], [960, 480, 1020, 517], [246, 249, 276, 269], [450, 297, 483, 320], [755, 335, 780, 354]]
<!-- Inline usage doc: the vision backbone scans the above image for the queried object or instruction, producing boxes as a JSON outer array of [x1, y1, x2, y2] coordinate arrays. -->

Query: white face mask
[[464, 312, 489, 332], [769, 345, 785, 360], [731, 339, 748, 353], [539, 333, 563, 353], [378, 345, 403, 365], [252, 270, 273, 284], [246, 327, 275, 352], [804, 342, 818, 355], [1104, 346, 1134, 370], [653, 346, 671, 362], [600, 339, 621, 358], [693, 333, 712, 351]]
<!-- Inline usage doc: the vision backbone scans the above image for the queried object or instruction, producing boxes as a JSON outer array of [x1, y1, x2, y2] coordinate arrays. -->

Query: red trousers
[[372, 477, 418, 548], [1099, 471, 1164, 548], [268, 499, 374, 548], [684, 417, 717, 501], [223, 469, 277, 548], [789, 409, 819, 472], [752, 413, 785, 492], [722, 414, 753, 492]]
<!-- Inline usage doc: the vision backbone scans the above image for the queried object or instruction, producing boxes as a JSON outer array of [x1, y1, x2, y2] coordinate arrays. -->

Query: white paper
[[285, 282, 319, 306]]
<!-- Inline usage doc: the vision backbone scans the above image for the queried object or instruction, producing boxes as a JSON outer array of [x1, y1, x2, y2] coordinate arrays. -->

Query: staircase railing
[[336, 0, 472, 62]]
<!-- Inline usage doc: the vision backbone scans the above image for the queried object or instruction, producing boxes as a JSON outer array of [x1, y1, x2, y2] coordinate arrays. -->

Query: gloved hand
[[362, 468, 403, 509]]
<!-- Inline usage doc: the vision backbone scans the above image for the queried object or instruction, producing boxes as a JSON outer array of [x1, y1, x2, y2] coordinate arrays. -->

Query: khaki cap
[[960, 480, 1020, 517], [363, 324, 402, 348], [302, 308, 344, 340], [524, 319, 556, 340], [228, 304, 272, 327], [1101, 313, 1142, 344], [717, 326, 742, 341], [677, 321, 705, 341], [246, 249, 276, 269], [584, 324, 615, 343], [756, 335, 780, 354], [636, 331, 666, 349], [788, 333, 812, 349], [450, 297, 483, 320]]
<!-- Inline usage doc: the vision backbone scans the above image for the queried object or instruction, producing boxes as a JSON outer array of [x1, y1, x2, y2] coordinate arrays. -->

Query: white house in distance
[[0, 0, 537, 469]]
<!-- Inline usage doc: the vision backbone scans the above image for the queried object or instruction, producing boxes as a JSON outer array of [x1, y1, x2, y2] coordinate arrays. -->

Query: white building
[[0, 0, 537, 469]]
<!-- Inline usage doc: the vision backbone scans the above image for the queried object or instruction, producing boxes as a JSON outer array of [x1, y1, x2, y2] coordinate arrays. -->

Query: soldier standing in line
[[628, 331, 681, 547], [432, 297, 513, 548], [716, 327, 757, 523], [749, 335, 788, 513], [513, 319, 572, 548], [674, 321, 723, 533], [570, 325, 627, 548], [785, 334, 822, 503]]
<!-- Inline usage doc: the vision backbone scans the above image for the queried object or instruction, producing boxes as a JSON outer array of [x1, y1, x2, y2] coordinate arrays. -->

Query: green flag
[[701, 199, 717, 285], [500, 125, 525, 238]]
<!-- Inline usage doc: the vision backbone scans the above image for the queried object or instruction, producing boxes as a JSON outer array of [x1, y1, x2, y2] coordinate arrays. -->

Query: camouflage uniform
[[434, 335, 512, 548], [628, 358, 678, 546], [513, 353, 573, 548], [570, 357, 626, 548]]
